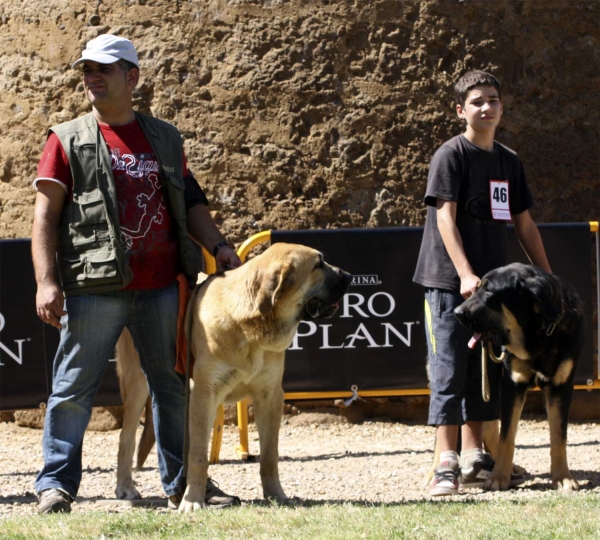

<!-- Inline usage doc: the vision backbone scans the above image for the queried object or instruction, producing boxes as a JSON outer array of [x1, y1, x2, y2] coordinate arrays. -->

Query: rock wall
[[0, 0, 598, 244]]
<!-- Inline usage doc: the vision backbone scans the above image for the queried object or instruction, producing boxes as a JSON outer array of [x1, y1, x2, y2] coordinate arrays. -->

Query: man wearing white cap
[[32, 34, 241, 513]]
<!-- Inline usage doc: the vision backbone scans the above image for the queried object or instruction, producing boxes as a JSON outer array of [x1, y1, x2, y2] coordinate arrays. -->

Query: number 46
[[493, 186, 507, 203]]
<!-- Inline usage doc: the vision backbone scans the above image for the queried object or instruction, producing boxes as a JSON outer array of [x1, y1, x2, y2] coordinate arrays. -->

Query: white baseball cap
[[72, 34, 139, 69]]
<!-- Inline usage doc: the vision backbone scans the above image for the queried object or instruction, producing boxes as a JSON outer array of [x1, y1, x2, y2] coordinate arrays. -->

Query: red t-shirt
[[36, 120, 187, 290]]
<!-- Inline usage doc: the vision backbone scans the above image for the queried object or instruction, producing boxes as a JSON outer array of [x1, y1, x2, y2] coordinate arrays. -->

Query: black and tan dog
[[454, 262, 584, 491]]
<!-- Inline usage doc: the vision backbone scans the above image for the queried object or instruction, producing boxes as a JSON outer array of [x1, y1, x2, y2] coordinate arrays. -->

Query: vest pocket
[[72, 143, 97, 177], [60, 250, 118, 286], [72, 191, 106, 225]]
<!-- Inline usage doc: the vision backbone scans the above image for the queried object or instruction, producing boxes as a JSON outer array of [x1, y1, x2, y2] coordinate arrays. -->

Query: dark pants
[[424, 288, 502, 426]]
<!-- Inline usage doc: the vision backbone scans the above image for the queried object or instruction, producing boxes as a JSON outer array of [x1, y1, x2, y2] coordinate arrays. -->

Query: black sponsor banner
[[0, 239, 121, 411], [0, 240, 51, 409], [0, 225, 596, 410], [273, 228, 429, 393], [507, 222, 595, 384], [272, 223, 595, 392]]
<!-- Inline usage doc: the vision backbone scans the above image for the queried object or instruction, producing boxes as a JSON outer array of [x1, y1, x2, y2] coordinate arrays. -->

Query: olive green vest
[[52, 112, 198, 296]]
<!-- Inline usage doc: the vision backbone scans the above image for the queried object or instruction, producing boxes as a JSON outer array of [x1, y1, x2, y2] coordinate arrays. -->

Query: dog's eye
[[314, 258, 325, 270]]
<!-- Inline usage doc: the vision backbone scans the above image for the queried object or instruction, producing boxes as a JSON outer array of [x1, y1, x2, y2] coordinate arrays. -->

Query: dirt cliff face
[[1, 0, 598, 244]]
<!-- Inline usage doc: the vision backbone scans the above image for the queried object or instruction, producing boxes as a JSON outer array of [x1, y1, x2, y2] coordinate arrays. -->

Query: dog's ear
[[256, 262, 295, 315], [524, 275, 562, 321]]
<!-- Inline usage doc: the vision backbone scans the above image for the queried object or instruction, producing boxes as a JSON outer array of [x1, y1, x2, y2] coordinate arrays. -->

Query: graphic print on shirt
[[111, 149, 166, 252]]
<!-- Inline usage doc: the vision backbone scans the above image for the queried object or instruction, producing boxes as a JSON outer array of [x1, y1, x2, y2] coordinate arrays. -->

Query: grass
[[1, 493, 598, 540]]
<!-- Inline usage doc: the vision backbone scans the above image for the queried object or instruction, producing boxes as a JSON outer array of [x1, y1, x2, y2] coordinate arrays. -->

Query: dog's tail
[[136, 397, 156, 470]]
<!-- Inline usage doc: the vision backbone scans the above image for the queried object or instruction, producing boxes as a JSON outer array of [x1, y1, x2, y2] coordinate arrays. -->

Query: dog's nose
[[339, 269, 352, 283], [454, 306, 476, 329], [333, 267, 352, 285], [454, 305, 466, 321]]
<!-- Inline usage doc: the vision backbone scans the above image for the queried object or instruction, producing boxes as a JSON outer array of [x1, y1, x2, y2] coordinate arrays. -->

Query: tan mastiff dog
[[179, 242, 351, 511], [114, 243, 351, 508]]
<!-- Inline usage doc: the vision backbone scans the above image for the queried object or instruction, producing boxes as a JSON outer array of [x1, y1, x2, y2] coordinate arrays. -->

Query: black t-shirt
[[413, 135, 534, 290]]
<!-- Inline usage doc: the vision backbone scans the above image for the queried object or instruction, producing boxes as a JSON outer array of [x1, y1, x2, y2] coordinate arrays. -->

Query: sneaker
[[430, 461, 460, 496], [205, 478, 241, 508], [38, 488, 72, 514], [460, 453, 526, 488], [168, 478, 241, 510]]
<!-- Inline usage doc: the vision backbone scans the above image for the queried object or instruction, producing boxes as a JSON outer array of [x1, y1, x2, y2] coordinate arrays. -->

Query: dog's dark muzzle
[[454, 304, 504, 348], [303, 298, 339, 320], [454, 303, 476, 329], [302, 268, 352, 321], [454, 297, 490, 331]]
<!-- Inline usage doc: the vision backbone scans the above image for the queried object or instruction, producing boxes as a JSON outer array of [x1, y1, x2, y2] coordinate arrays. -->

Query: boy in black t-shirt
[[413, 70, 551, 496]]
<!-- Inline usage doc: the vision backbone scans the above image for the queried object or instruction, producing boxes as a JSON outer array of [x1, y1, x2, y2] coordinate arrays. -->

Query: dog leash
[[481, 342, 506, 402], [182, 275, 217, 481]]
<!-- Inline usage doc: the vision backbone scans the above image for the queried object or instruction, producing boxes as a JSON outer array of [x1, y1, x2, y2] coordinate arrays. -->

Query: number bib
[[489, 180, 511, 221]]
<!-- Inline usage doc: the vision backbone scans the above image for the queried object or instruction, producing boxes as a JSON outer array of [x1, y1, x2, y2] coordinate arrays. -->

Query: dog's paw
[[178, 499, 207, 512], [274, 498, 296, 507], [553, 477, 579, 491], [512, 463, 527, 476], [177, 485, 208, 512], [115, 483, 142, 500], [265, 494, 293, 506], [263, 483, 288, 504], [484, 474, 511, 491]]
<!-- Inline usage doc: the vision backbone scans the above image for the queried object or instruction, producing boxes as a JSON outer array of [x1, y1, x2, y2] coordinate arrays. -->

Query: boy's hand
[[460, 273, 480, 299]]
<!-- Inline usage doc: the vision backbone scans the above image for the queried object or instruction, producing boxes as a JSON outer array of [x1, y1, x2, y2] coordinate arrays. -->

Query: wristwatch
[[212, 240, 230, 257]]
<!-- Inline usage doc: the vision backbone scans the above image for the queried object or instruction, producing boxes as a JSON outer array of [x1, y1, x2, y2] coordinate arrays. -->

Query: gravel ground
[[0, 414, 598, 517]]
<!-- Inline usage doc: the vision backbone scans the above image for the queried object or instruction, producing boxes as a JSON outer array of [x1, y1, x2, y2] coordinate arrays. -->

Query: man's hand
[[459, 273, 480, 299], [215, 245, 242, 274], [32, 181, 67, 329], [185, 204, 243, 274], [36, 282, 66, 329]]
